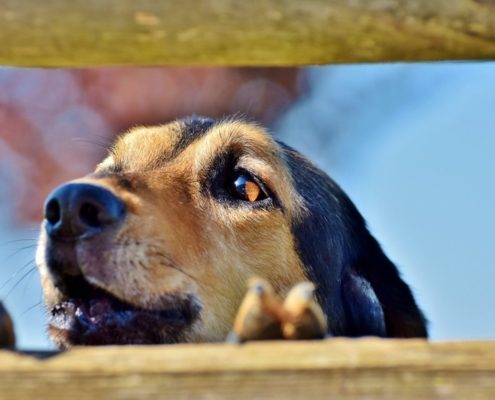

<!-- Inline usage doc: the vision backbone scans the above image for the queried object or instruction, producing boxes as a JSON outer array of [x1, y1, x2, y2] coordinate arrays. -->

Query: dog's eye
[[231, 173, 267, 202]]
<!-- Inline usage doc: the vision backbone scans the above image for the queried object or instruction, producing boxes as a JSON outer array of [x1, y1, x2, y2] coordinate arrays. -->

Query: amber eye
[[231, 173, 267, 202]]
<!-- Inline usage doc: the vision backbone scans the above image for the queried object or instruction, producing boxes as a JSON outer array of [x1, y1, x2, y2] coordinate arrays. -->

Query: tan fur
[[38, 119, 308, 343], [282, 282, 328, 340], [232, 278, 285, 341]]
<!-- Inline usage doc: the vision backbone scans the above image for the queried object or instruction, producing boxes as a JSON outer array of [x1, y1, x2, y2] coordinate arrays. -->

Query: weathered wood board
[[1, 0, 495, 67], [0, 339, 494, 399]]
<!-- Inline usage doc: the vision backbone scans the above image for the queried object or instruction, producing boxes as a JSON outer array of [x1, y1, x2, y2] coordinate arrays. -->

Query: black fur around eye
[[230, 173, 268, 202], [205, 153, 275, 206]]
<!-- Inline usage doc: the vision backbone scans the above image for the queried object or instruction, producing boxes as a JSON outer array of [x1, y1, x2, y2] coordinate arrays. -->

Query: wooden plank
[[1, 0, 495, 67], [1, 339, 494, 399]]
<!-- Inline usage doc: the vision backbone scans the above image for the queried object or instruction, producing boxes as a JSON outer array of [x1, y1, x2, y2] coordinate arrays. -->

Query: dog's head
[[37, 116, 428, 348], [36, 117, 314, 348]]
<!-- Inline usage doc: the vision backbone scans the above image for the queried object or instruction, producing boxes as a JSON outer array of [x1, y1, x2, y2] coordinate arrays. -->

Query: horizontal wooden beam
[[1, 0, 495, 67], [1, 339, 495, 399]]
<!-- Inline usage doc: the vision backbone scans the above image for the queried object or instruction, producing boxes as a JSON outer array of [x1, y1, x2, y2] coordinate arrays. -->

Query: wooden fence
[[0, 0, 495, 66], [1, 339, 495, 399]]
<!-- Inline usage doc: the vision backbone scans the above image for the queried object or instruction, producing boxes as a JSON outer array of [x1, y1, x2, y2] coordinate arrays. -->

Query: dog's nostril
[[79, 202, 102, 228], [44, 183, 126, 239], [45, 199, 61, 226]]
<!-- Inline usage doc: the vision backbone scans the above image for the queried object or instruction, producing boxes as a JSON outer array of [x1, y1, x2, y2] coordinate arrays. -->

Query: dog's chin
[[47, 275, 200, 349]]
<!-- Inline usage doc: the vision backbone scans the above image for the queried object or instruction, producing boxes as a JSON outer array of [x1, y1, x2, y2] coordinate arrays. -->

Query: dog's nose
[[44, 183, 126, 240]]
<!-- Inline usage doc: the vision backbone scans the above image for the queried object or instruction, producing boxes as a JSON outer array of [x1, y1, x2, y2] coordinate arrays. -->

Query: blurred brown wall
[[0, 67, 303, 223]]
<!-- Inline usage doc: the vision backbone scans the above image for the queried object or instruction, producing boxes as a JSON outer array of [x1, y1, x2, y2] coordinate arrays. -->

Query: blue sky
[[277, 63, 495, 340]]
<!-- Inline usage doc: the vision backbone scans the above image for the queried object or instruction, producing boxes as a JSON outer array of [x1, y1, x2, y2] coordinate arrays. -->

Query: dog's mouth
[[48, 273, 200, 348]]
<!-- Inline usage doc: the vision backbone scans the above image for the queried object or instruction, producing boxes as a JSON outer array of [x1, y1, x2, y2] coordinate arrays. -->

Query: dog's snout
[[44, 183, 126, 240]]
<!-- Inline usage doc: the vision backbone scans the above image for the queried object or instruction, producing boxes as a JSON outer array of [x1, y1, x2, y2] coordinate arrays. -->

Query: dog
[[0, 302, 15, 349], [36, 116, 427, 349]]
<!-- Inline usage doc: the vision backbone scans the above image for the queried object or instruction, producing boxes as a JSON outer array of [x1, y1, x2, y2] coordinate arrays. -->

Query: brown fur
[[282, 282, 328, 340], [37, 119, 307, 345], [231, 278, 285, 342]]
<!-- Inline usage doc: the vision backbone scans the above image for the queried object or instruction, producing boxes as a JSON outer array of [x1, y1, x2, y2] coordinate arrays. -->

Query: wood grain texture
[[1, 339, 494, 399], [1, 0, 495, 66]]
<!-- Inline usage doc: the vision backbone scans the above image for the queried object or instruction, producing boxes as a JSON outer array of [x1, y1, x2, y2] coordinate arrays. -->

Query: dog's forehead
[[103, 117, 215, 171], [101, 117, 280, 173]]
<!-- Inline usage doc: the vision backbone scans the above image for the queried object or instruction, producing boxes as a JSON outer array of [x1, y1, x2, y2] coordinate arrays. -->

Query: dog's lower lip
[[50, 298, 187, 330], [47, 274, 195, 346]]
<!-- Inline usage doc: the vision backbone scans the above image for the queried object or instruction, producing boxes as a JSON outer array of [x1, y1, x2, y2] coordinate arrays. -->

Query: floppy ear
[[342, 269, 386, 336], [279, 142, 428, 338]]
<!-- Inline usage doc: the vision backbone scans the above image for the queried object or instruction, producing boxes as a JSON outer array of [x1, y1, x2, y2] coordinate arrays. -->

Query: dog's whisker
[[153, 252, 232, 301], [0, 238, 38, 247], [79, 240, 205, 286], [0, 259, 36, 291], [21, 268, 39, 298], [153, 253, 200, 282], [64, 238, 231, 302], [72, 137, 111, 150], [2, 244, 38, 265], [20, 301, 43, 317], [4, 267, 37, 299]]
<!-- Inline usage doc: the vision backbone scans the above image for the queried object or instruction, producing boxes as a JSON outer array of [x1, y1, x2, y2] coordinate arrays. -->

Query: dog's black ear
[[279, 142, 428, 338], [342, 269, 386, 336]]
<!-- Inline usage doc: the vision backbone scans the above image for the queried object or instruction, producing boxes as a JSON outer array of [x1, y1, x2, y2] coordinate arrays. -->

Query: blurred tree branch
[[1, 0, 495, 67]]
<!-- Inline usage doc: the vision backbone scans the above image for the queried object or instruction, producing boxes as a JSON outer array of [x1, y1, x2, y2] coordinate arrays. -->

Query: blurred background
[[0, 63, 493, 349]]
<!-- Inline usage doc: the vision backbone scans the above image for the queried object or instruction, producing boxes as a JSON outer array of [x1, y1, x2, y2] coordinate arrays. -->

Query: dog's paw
[[282, 282, 328, 340], [228, 278, 285, 343], [0, 302, 15, 349], [228, 279, 329, 343]]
